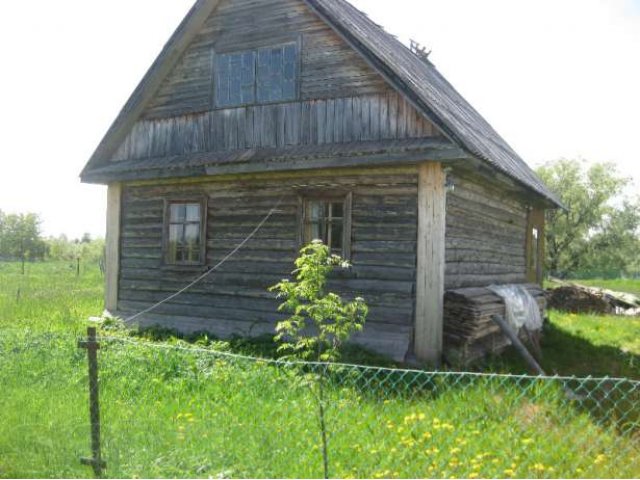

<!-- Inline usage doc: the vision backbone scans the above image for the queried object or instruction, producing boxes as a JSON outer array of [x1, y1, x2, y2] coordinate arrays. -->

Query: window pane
[[185, 224, 200, 245], [330, 222, 343, 251], [331, 202, 343, 219], [309, 202, 326, 221], [170, 204, 186, 223], [310, 222, 320, 241], [186, 204, 201, 222]]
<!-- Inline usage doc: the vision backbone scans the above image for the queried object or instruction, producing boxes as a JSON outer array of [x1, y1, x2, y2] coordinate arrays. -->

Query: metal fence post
[[78, 326, 106, 477]]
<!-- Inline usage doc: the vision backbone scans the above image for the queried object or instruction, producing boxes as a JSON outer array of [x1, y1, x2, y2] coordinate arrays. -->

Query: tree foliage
[[270, 240, 368, 362], [536, 159, 640, 275], [0, 211, 48, 263]]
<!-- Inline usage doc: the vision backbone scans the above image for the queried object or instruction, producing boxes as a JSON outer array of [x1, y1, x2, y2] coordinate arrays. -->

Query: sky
[[0, 0, 638, 239]]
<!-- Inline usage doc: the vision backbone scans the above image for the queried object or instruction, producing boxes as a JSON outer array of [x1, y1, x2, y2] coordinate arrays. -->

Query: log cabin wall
[[117, 167, 419, 360], [445, 171, 529, 289], [109, 0, 439, 162]]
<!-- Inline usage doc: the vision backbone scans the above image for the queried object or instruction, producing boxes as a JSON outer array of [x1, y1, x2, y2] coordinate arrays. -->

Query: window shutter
[[215, 51, 256, 107], [257, 43, 298, 103]]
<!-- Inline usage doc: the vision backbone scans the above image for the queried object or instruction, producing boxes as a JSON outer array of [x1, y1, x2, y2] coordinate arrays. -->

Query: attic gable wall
[[144, 0, 390, 119], [107, 0, 446, 163]]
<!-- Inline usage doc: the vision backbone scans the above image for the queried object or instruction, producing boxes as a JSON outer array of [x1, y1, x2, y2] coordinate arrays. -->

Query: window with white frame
[[165, 201, 206, 265]]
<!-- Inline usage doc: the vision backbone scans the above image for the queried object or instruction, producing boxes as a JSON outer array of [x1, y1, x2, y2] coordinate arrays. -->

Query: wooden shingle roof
[[305, 0, 560, 206], [81, 0, 560, 206]]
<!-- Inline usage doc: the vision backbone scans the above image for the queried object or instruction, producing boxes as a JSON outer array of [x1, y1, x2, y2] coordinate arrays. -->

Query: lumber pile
[[546, 281, 640, 315], [443, 284, 546, 366]]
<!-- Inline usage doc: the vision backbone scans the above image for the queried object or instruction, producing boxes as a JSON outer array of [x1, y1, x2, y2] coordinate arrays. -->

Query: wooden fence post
[[78, 327, 106, 477]]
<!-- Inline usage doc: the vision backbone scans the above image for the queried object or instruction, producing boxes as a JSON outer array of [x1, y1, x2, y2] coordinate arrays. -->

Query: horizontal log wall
[[113, 92, 436, 161], [144, 0, 389, 119], [118, 168, 419, 360], [445, 172, 529, 289]]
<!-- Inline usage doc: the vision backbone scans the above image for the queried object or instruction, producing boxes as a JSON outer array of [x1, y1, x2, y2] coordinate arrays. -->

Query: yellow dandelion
[[594, 454, 606, 465], [504, 468, 515, 477], [450, 447, 461, 455], [422, 432, 432, 440], [418, 413, 426, 421], [532, 463, 545, 472], [468, 473, 479, 479]]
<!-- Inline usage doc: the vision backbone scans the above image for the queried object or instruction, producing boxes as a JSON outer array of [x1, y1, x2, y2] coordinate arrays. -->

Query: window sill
[[161, 264, 209, 273], [328, 266, 358, 280]]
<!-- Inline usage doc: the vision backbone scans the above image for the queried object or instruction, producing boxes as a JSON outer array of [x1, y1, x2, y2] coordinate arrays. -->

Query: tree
[[270, 241, 368, 479], [536, 159, 637, 276], [582, 199, 640, 273], [0, 213, 47, 273]]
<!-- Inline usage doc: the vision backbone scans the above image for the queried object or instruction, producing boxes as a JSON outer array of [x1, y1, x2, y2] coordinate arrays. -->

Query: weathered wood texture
[[113, 92, 436, 161], [144, 0, 390, 119], [117, 168, 418, 361], [105, 183, 122, 312], [415, 163, 446, 365], [444, 172, 529, 289], [526, 208, 545, 285]]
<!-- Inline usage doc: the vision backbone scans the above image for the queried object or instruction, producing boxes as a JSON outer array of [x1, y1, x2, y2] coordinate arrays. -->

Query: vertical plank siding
[[112, 93, 436, 161], [117, 169, 418, 359], [444, 173, 529, 289]]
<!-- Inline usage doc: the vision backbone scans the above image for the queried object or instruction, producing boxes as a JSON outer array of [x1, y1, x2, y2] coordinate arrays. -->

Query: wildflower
[[504, 468, 515, 477], [450, 447, 461, 455], [594, 454, 606, 465], [422, 432, 432, 440], [418, 413, 426, 421], [468, 473, 479, 479], [532, 463, 545, 472]]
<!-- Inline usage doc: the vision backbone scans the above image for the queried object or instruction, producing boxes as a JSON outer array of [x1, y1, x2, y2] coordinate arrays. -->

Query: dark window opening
[[303, 196, 351, 258]]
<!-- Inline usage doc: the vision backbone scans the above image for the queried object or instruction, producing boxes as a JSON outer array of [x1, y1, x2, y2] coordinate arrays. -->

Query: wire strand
[[123, 195, 285, 324]]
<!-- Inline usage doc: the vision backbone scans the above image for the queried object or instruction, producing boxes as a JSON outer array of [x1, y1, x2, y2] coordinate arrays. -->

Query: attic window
[[215, 43, 298, 108]]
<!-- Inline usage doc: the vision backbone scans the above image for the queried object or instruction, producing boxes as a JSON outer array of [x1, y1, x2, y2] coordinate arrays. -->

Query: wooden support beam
[[415, 162, 446, 365], [105, 183, 122, 312]]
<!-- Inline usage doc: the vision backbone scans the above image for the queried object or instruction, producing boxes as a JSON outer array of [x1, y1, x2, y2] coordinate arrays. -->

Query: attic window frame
[[163, 197, 208, 267], [213, 40, 301, 109]]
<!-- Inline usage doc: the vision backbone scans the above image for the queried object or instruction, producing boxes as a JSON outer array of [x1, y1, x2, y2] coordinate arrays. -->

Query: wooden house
[[81, 0, 561, 364]]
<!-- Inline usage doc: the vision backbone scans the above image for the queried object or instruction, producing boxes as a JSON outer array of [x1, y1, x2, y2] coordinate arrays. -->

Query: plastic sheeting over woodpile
[[443, 284, 546, 366]]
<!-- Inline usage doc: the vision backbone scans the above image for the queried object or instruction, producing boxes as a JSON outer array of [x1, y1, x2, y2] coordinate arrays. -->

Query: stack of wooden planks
[[443, 284, 546, 366]]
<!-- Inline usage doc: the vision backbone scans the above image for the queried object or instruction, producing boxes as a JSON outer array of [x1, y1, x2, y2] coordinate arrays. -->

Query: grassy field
[[0, 262, 639, 478]]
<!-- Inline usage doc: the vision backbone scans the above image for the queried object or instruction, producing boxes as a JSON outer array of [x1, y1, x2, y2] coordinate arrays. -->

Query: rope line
[[123, 195, 285, 324]]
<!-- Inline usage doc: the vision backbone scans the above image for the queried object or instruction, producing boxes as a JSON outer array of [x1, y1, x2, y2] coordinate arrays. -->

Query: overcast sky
[[0, 0, 638, 239]]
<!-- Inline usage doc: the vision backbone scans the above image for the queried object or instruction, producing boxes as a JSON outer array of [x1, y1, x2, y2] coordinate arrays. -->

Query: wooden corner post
[[105, 183, 122, 312], [415, 163, 446, 366]]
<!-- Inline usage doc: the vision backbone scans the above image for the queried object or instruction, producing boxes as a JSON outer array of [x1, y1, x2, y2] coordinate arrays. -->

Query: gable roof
[[81, 0, 561, 207]]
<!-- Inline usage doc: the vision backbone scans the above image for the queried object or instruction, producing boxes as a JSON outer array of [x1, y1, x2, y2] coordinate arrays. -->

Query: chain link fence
[[1, 330, 639, 478]]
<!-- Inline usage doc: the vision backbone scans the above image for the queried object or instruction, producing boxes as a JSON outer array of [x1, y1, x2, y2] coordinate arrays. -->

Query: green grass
[[492, 311, 640, 379], [1, 262, 639, 478]]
